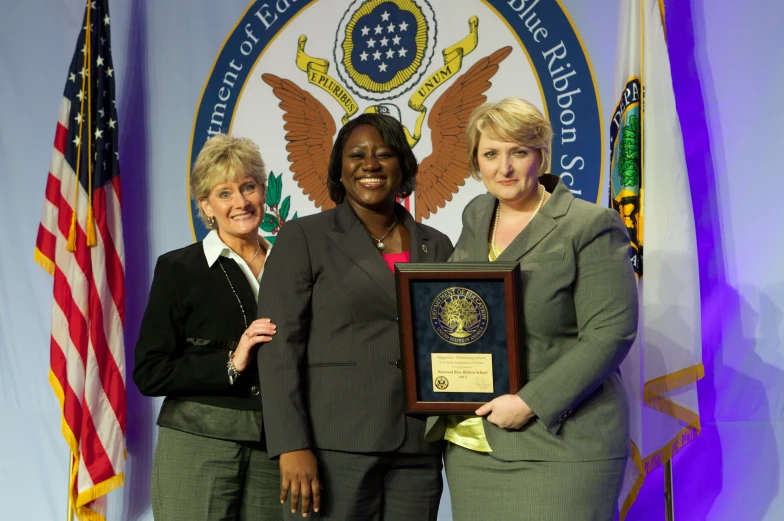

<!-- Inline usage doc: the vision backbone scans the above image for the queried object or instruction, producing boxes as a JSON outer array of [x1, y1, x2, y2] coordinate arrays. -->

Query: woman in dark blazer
[[257, 114, 453, 520], [133, 134, 280, 520], [425, 98, 639, 520]]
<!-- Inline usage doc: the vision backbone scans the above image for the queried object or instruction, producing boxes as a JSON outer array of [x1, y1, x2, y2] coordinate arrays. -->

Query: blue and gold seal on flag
[[610, 78, 643, 276], [430, 287, 489, 345]]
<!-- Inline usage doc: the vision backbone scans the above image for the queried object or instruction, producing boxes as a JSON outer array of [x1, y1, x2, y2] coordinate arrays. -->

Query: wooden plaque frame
[[395, 262, 523, 415]]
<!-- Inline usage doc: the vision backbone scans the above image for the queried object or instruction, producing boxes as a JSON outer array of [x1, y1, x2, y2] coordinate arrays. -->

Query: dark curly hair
[[327, 113, 418, 204]]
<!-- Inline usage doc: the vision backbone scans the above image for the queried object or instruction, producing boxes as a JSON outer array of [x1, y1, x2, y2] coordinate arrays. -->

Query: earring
[[207, 216, 216, 228]]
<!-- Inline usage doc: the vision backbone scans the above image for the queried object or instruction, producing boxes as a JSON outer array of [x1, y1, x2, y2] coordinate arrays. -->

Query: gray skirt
[[444, 442, 625, 521]]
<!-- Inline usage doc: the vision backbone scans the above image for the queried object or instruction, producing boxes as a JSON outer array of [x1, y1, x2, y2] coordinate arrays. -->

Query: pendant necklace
[[367, 215, 398, 251]]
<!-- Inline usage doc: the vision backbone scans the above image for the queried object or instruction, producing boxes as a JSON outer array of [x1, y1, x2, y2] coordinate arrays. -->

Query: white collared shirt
[[202, 230, 272, 300]]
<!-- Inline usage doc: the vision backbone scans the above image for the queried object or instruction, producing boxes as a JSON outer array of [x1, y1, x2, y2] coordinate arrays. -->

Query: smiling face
[[340, 124, 403, 213], [477, 133, 542, 206], [199, 172, 265, 243]]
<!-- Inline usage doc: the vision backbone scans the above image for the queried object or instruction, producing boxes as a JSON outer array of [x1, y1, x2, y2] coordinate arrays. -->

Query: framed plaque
[[395, 262, 523, 415]]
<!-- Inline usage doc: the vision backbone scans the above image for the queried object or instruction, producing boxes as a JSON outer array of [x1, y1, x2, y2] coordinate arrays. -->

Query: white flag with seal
[[608, 1, 704, 518]]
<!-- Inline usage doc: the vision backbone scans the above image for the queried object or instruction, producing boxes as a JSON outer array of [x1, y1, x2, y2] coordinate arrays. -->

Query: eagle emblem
[[260, 1, 511, 222]]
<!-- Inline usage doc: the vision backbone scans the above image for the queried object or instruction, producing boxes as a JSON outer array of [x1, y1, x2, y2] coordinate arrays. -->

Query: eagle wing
[[262, 73, 336, 211], [415, 46, 513, 221]]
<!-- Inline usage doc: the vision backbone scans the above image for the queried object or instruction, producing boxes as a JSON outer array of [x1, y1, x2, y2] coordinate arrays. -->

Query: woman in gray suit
[[425, 98, 639, 520], [258, 114, 453, 520]]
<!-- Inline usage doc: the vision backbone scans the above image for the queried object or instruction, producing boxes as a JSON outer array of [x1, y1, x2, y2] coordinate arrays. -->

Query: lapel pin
[[422, 244, 428, 253]]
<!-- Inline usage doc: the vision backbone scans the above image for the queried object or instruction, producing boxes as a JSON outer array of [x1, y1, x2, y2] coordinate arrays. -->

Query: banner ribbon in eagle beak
[[295, 35, 359, 125]]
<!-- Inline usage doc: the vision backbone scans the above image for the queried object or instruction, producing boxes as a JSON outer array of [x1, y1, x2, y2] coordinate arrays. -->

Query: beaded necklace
[[490, 185, 546, 258], [217, 259, 249, 330]]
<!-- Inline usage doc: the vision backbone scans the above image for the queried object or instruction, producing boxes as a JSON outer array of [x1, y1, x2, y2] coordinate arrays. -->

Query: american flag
[[34, 1, 126, 519]]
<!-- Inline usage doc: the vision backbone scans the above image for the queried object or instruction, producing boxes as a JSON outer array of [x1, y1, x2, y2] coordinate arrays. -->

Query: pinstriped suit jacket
[[426, 175, 638, 462], [257, 200, 453, 458]]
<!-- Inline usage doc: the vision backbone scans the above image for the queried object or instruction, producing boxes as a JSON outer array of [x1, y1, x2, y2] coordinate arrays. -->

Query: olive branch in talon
[[262, 172, 298, 244]]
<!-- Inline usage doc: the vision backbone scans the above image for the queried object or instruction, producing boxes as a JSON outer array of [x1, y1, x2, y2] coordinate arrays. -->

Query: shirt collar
[[202, 229, 272, 267]]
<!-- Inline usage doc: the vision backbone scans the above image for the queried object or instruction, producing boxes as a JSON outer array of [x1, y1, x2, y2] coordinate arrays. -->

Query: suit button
[[395, 359, 402, 369], [250, 385, 260, 396]]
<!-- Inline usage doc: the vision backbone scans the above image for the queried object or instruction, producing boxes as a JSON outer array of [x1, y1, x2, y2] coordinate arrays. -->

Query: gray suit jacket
[[258, 200, 453, 458], [426, 175, 638, 462]]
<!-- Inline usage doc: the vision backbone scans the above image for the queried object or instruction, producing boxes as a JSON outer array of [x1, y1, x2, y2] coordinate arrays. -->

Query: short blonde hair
[[466, 98, 553, 180], [190, 134, 268, 228]]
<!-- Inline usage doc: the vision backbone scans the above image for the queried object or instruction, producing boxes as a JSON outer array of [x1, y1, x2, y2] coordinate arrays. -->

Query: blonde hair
[[190, 134, 268, 228], [466, 98, 553, 180]]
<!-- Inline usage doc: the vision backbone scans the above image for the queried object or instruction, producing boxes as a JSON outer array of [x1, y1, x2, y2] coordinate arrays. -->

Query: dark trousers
[[281, 449, 442, 520], [152, 426, 281, 521]]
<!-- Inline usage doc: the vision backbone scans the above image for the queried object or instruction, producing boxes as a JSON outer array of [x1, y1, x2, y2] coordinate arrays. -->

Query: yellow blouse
[[443, 415, 492, 452], [442, 240, 500, 452]]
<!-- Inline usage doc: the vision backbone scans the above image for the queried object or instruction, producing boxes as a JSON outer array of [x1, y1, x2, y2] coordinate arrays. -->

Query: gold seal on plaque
[[430, 287, 489, 345], [434, 376, 449, 390]]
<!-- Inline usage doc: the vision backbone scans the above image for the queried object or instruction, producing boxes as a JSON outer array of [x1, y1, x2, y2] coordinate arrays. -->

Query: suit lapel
[[404, 209, 435, 263], [497, 175, 572, 262], [496, 215, 557, 262], [327, 201, 398, 303], [469, 195, 496, 262]]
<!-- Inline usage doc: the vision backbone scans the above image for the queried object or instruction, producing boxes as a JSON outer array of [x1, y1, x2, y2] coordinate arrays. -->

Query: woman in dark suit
[[133, 134, 280, 520], [257, 114, 453, 520], [425, 98, 639, 520]]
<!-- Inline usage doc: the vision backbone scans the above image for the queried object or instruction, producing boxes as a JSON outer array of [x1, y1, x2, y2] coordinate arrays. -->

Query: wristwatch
[[227, 350, 241, 385]]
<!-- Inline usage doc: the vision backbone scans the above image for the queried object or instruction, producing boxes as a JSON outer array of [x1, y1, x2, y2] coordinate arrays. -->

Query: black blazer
[[257, 201, 453, 458], [133, 243, 263, 414]]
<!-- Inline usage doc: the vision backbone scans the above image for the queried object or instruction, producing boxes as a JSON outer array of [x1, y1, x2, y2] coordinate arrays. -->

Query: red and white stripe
[[36, 97, 126, 519]]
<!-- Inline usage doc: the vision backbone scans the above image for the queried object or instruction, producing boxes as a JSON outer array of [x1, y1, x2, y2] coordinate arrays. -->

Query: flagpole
[[66, 453, 74, 521], [664, 460, 674, 521], [658, 0, 675, 517]]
